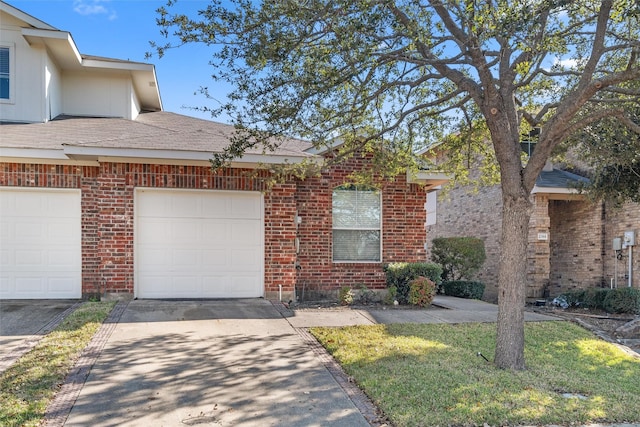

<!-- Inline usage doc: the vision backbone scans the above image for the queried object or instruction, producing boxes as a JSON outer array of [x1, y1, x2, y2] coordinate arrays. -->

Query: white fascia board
[[304, 139, 344, 155], [21, 28, 82, 66], [406, 170, 450, 185], [1, 3, 57, 30], [81, 58, 155, 72], [0, 147, 98, 166], [63, 145, 314, 166], [1, 147, 70, 160], [531, 185, 579, 195]]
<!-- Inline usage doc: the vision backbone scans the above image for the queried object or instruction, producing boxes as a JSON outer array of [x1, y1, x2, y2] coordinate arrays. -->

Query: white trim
[[21, 28, 82, 66], [0, 43, 15, 104], [82, 58, 155, 72], [531, 185, 581, 195], [0, 2, 57, 30], [63, 145, 314, 166], [406, 170, 450, 185], [331, 187, 382, 263]]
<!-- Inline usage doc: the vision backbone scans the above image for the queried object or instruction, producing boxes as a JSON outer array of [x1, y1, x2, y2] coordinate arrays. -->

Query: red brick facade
[[295, 155, 428, 299], [1, 158, 429, 300]]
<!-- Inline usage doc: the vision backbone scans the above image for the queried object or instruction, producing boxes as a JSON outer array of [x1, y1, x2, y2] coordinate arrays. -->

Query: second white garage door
[[135, 189, 264, 299]]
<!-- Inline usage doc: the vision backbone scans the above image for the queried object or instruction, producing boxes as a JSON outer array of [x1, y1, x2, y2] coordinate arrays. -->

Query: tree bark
[[494, 193, 532, 370]]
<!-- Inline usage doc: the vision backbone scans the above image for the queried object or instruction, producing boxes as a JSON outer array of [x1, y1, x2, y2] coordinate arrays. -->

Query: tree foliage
[[152, 0, 640, 369]]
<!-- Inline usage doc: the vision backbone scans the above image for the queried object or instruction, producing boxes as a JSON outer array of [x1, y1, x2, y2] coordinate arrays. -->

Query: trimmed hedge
[[556, 287, 640, 314], [603, 288, 640, 314], [441, 280, 485, 300], [384, 262, 443, 305], [430, 237, 486, 281]]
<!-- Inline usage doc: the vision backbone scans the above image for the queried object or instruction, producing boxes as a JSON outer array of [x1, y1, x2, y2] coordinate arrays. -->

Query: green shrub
[[408, 276, 436, 307], [583, 288, 610, 310], [441, 280, 485, 300], [603, 288, 640, 314], [384, 262, 443, 305], [430, 237, 486, 281], [559, 289, 587, 307], [383, 285, 398, 305], [339, 286, 354, 306]]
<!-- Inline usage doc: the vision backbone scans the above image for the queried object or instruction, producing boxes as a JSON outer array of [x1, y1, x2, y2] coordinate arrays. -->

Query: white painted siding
[[0, 12, 47, 123], [62, 72, 131, 118]]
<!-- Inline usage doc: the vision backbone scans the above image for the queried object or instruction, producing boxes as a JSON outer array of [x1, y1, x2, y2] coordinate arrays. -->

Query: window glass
[[0, 47, 9, 99], [332, 186, 381, 262]]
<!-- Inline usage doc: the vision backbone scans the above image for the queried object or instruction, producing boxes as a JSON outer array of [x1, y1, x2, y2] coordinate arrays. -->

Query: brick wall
[[295, 155, 428, 300], [1, 162, 297, 298], [604, 202, 640, 288], [426, 184, 503, 302], [527, 194, 551, 299], [2, 158, 431, 301], [548, 199, 606, 295]]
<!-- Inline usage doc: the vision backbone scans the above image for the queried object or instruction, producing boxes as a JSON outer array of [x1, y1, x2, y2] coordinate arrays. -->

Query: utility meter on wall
[[622, 231, 636, 249]]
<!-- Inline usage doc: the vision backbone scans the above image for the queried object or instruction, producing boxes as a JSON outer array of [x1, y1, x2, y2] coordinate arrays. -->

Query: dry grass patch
[[311, 321, 640, 426], [0, 302, 115, 427]]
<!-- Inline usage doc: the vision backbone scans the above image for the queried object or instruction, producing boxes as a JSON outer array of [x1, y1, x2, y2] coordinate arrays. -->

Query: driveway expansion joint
[[44, 300, 129, 427]]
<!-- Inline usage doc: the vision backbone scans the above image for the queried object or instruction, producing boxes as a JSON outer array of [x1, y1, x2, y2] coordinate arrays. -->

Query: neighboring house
[[426, 154, 640, 303], [0, 2, 447, 301]]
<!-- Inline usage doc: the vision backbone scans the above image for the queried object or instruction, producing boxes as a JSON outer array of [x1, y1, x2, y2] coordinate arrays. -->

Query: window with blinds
[[0, 47, 9, 100], [332, 186, 381, 262]]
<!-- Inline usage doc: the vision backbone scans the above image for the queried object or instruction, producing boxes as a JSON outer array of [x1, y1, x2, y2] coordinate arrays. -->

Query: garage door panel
[[171, 220, 202, 241], [230, 249, 262, 269], [201, 221, 230, 241], [136, 190, 264, 299], [137, 219, 170, 243], [202, 249, 229, 266], [0, 189, 81, 299]]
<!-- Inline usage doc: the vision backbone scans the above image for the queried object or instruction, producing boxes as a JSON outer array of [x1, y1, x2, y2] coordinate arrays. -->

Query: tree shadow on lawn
[[318, 321, 640, 426]]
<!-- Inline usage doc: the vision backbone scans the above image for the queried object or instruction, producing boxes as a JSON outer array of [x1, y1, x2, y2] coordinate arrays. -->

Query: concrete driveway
[[63, 299, 370, 427], [0, 300, 78, 371]]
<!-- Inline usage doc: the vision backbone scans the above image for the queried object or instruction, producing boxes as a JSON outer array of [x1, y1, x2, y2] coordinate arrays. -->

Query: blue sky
[[9, 0, 230, 122]]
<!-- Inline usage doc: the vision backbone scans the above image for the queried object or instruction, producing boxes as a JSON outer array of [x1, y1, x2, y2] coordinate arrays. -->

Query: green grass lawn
[[0, 302, 115, 427], [311, 321, 640, 427]]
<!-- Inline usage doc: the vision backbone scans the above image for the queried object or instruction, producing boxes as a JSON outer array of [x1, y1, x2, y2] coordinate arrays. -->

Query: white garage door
[[135, 189, 264, 298], [0, 188, 82, 299]]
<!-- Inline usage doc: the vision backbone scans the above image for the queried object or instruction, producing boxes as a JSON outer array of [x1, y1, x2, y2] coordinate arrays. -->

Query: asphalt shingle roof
[[0, 111, 313, 157], [536, 168, 590, 188]]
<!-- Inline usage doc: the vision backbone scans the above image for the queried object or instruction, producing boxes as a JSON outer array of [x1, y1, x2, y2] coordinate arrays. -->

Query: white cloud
[[73, 0, 115, 18], [552, 57, 586, 70]]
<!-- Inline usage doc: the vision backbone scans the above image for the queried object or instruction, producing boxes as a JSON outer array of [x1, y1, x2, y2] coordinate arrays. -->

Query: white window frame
[[0, 43, 15, 104], [332, 185, 382, 263]]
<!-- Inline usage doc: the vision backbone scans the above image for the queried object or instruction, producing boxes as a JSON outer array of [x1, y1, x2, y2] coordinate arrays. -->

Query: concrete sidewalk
[[282, 295, 559, 328]]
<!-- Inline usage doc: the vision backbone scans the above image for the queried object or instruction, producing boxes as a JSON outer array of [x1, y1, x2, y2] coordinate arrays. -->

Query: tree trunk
[[494, 193, 532, 370]]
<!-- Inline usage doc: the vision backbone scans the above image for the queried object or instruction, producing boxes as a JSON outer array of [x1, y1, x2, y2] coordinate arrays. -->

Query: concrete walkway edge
[[44, 301, 129, 427]]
